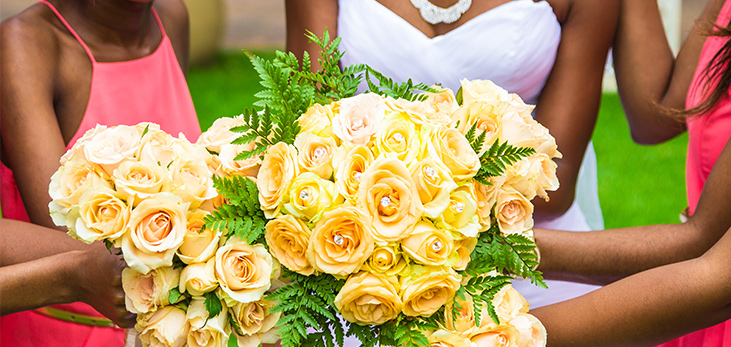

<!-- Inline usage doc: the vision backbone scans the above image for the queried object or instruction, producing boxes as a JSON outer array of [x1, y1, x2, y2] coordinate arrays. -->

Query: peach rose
[[218, 143, 262, 178], [121, 193, 189, 274], [294, 131, 337, 180], [474, 176, 506, 230], [437, 185, 480, 238], [459, 79, 511, 105], [364, 244, 409, 276], [122, 266, 181, 314], [179, 260, 218, 296], [177, 209, 221, 264], [83, 124, 143, 174], [444, 294, 476, 333], [491, 285, 529, 325], [334, 271, 402, 325], [451, 101, 502, 156], [385, 87, 456, 127], [426, 329, 472, 347], [427, 126, 480, 182], [469, 323, 521, 347], [49, 157, 110, 209], [357, 157, 424, 242], [136, 306, 189, 347], [499, 112, 561, 160], [298, 102, 336, 137], [372, 112, 421, 166], [215, 240, 275, 304], [410, 156, 458, 218], [137, 126, 181, 167], [196, 115, 247, 154], [112, 161, 170, 204], [509, 314, 547, 347], [168, 158, 217, 208], [332, 144, 374, 204], [229, 298, 280, 336], [332, 93, 387, 145], [265, 214, 314, 275], [530, 153, 559, 202], [74, 186, 130, 244], [400, 266, 461, 317], [452, 236, 477, 271], [257, 142, 299, 218], [306, 206, 375, 277], [186, 298, 230, 347], [283, 172, 337, 222], [401, 221, 454, 267], [495, 186, 534, 236]]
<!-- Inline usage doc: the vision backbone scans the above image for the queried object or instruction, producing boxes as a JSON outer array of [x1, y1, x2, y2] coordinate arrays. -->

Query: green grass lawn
[[187, 50, 689, 230]]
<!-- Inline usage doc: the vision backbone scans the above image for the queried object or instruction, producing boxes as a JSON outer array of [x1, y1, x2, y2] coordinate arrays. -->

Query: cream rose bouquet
[[199, 32, 554, 347], [48, 123, 281, 347]]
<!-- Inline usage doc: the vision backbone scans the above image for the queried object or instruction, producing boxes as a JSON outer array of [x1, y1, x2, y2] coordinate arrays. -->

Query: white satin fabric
[[338, 0, 603, 309]]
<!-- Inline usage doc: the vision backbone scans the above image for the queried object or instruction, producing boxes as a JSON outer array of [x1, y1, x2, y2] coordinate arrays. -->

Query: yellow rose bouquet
[[49, 123, 281, 347], [200, 32, 553, 347]]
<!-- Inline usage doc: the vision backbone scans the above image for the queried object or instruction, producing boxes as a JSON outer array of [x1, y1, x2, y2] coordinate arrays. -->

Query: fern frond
[[203, 176, 267, 244], [473, 139, 536, 184]]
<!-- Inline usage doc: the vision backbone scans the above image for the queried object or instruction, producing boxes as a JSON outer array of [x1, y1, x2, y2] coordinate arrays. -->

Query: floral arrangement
[[48, 123, 280, 347]]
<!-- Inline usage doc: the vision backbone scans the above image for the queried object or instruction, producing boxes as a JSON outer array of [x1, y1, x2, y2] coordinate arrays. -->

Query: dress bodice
[[338, 0, 561, 103]]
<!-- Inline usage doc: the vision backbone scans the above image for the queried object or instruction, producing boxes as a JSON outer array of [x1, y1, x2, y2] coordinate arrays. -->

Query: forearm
[[0, 219, 89, 267]]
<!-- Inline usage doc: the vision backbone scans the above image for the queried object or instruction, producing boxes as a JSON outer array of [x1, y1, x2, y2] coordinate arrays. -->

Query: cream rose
[[498, 112, 561, 160], [410, 156, 458, 218], [283, 172, 337, 222], [186, 298, 229, 347], [357, 157, 424, 243], [196, 115, 247, 154], [60, 124, 107, 165], [469, 323, 521, 347], [218, 143, 262, 178], [298, 102, 336, 137], [364, 244, 409, 276], [83, 124, 143, 174], [294, 131, 337, 179], [49, 157, 110, 209], [437, 185, 480, 238], [509, 314, 547, 347], [452, 236, 477, 271], [177, 209, 221, 264], [495, 186, 534, 236], [230, 298, 280, 336], [334, 271, 402, 325], [168, 158, 217, 208], [332, 144, 374, 204], [137, 126, 181, 167], [120, 193, 189, 274], [215, 240, 275, 304], [401, 221, 454, 267], [112, 160, 169, 204], [122, 266, 181, 314], [491, 285, 529, 325], [136, 306, 189, 347], [459, 79, 511, 105], [179, 260, 218, 296], [401, 266, 461, 317], [372, 112, 421, 165], [265, 214, 314, 275], [427, 126, 480, 182], [426, 329, 472, 347], [530, 153, 559, 202], [332, 93, 387, 144], [451, 100, 502, 156], [385, 87, 456, 127], [257, 142, 298, 218], [74, 186, 130, 244], [306, 206, 375, 277]]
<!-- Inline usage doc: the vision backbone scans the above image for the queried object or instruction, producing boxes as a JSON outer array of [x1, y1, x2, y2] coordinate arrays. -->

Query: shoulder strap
[[150, 7, 167, 38], [38, 0, 96, 63]]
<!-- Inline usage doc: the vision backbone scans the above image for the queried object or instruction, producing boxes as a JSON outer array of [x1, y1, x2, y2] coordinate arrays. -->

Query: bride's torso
[[338, 0, 562, 103]]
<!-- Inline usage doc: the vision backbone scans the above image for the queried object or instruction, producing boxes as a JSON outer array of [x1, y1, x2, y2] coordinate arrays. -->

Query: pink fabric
[[657, 1, 731, 346], [0, 1, 201, 346]]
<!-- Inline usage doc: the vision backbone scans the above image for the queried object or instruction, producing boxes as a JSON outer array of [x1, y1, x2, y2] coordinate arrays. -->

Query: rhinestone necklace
[[409, 0, 473, 25]]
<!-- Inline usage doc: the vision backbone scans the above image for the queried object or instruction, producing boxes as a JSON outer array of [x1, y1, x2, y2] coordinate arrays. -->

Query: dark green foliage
[[459, 275, 512, 326], [204, 291, 223, 319], [364, 67, 441, 101], [203, 175, 267, 245]]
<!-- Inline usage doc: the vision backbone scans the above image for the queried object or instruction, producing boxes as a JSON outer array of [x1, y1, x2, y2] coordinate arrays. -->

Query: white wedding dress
[[338, 0, 603, 309]]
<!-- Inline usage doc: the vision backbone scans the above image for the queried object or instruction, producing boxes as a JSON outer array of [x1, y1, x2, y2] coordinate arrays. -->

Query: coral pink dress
[[658, 1, 731, 346], [0, 1, 201, 346]]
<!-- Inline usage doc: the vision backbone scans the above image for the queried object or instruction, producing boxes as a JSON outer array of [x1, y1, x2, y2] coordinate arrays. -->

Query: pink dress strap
[[37, 0, 97, 63]]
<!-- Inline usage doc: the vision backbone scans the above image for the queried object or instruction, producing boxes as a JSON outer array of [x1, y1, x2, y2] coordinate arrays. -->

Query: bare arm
[[536, 138, 731, 284], [533, 225, 731, 347], [612, 0, 722, 144], [530, 0, 618, 220], [285, 0, 338, 68]]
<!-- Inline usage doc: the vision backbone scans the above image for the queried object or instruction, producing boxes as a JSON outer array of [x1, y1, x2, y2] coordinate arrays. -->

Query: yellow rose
[[49, 157, 110, 209], [177, 209, 221, 264], [332, 144, 374, 204], [186, 298, 230, 347], [491, 285, 529, 325], [509, 314, 547, 347], [265, 214, 314, 275], [332, 93, 387, 145], [334, 271, 402, 325], [137, 126, 181, 167], [122, 266, 181, 314], [112, 160, 169, 204], [357, 157, 424, 242], [364, 244, 409, 276], [401, 266, 461, 317], [234, 328, 280, 347], [451, 101, 502, 156], [136, 306, 189, 347], [444, 294, 476, 333], [298, 102, 336, 137], [169, 157, 218, 208], [459, 79, 511, 105], [372, 112, 421, 165], [427, 126, 480, 182], [306, 206, 375, 277], [495, 186, 534, 236], [215, 240, 275, 304], [121, 193, 190, 274], [437, 185, 480, 238], [401, 221, 454, 267], [283, 172, 338, 222], [426, 329, 472, 347], [410, 156, 458, 218], [230, 298, 280, 336], [218, 143, 262, 178], [83, 124, 143, 174], [474, 176, 506, 230], [294, 131, 337, 180], [197, 115, 247, 154], [469, 323, 521, 347], [74, 186, 130, 244], [385, 87, 456, 127], [452, 236, 477, 271], [179, 260, 218, 296], [257, 142, 299, 219]]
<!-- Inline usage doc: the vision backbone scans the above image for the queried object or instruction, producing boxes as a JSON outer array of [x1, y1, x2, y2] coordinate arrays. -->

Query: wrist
[[63, 250, 91, 304]]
